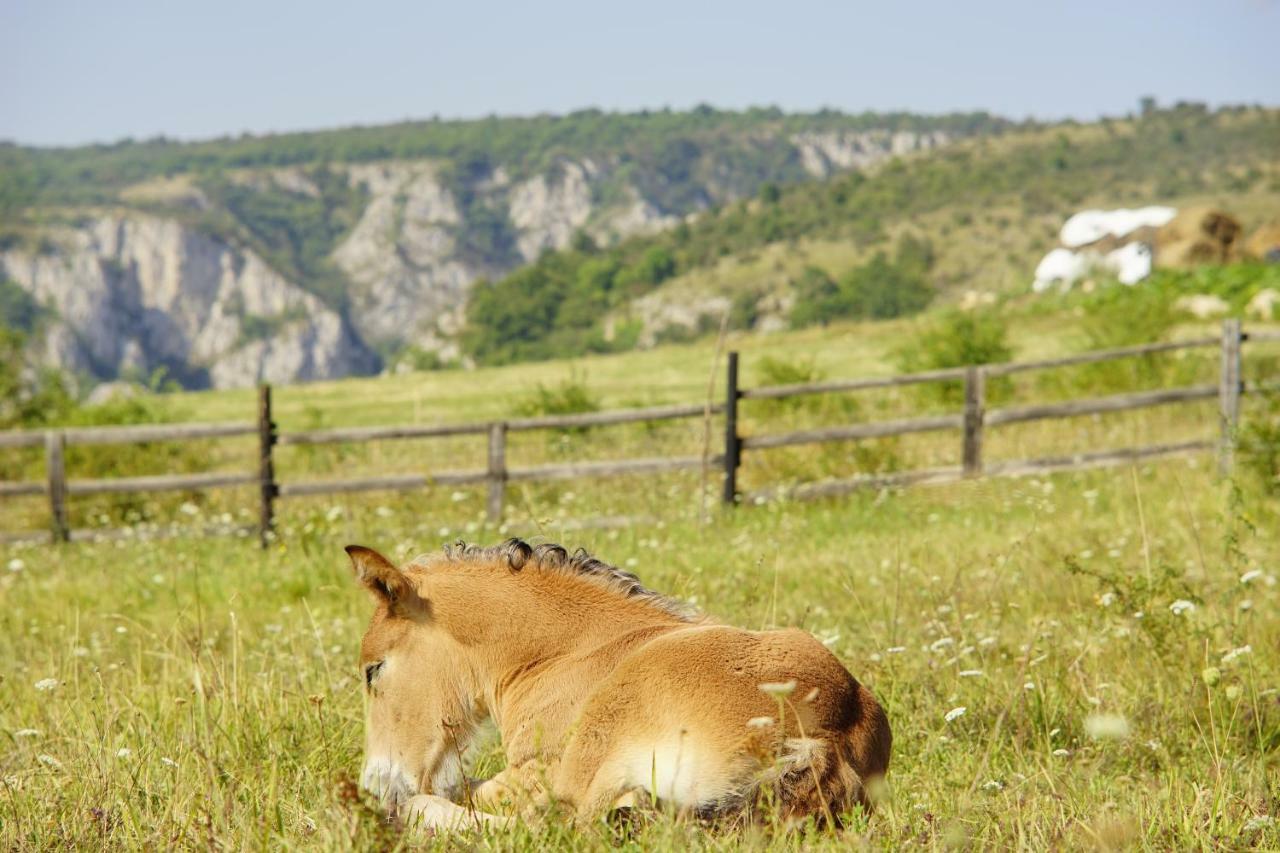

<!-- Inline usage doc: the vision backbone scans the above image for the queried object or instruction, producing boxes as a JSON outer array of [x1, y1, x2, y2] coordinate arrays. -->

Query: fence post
[[487, 422, 507, 524], [962, 366, 986, 477], [257, 384, 277, 549], [45, 430, 68, 543], [722, 351, 741, 504], [1218, 318, 1243, 477]]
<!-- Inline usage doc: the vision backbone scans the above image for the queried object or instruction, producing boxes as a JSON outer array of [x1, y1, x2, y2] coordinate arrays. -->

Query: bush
[[897, 310, 1014, 403], [789, 236, 935, 328]]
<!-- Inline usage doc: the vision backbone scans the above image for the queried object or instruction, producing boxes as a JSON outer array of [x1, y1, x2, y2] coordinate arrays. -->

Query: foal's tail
[[770, 684, 892, 825]]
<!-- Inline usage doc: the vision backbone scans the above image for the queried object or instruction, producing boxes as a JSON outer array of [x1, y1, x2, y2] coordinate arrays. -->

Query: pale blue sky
[[3, 0, 1277, 146]]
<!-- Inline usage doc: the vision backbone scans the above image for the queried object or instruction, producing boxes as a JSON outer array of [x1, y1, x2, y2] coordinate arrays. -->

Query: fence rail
[[1, 320, 1275, 546]]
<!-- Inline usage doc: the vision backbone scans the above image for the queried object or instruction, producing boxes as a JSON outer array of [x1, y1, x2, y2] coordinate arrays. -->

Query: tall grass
[[2, 460, 1277, 849]]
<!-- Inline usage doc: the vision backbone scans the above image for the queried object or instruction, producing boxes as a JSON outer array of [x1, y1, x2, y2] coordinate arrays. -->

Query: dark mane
[[426, 538, 696, 621]]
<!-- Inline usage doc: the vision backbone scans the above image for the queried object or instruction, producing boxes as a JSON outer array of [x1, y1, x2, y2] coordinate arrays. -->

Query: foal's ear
[[345, 545, 421, 610]]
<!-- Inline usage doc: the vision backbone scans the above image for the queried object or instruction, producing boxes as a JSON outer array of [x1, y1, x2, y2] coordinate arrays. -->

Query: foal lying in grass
[[346, 539, 891, 832]]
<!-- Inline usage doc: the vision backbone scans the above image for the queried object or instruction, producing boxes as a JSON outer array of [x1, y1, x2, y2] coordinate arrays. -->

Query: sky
[[2, 0, 1278, 147]]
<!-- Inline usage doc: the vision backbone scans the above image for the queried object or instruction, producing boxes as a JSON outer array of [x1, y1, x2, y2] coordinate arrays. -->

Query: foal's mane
[[417, 538, 696, 621]]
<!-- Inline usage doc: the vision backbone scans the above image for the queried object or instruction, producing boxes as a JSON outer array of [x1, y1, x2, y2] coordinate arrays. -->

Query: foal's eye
[[364, 661, 384, 689]]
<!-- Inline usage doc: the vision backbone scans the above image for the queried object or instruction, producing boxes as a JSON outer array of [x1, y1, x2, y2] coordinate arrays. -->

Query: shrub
[[897, 310, 1014, 404]]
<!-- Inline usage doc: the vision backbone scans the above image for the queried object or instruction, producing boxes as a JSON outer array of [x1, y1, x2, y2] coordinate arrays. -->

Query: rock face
[[1, 214, 375, 389], [790, 130, 951, 177], [8, 125, 959, 388]]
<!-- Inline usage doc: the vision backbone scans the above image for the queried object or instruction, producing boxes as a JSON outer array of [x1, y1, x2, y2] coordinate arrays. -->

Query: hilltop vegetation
[[463, 104, 1280, 365], [0, 107, 1007, 214]]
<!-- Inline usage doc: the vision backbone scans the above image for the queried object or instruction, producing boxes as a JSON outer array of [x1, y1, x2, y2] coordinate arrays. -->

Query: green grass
[[2, 460, 1277, 848]]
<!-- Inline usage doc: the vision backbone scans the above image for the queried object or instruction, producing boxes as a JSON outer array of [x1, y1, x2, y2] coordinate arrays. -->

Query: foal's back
[[553, 622, 891, 823]]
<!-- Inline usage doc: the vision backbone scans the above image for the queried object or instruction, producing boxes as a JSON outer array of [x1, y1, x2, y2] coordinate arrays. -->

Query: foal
[[346, 539, 891, 832]]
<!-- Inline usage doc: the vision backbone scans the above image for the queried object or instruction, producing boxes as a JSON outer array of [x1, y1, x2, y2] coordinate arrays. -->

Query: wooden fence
[[1, 320, 1276, 546]]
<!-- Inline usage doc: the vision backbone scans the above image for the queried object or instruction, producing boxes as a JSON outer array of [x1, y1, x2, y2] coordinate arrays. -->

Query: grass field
[[3, 281, 1280, 848], [2, 457, 1278, 849]]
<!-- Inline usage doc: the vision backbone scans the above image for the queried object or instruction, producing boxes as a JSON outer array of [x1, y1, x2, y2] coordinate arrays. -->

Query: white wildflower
[[115, 626, 127, 634], [886, 646, 906, 654], [37, 754, 61, 769], [1244, 816, 1274, 832], [437, 527, 450, 538], [758, 681, 796, 698], [981, 779, 1004, 792], [1024, 682, 1036, 691], [7, 558, 24, 572], [116, 748, 131, 758], [746, 716, 775, 729], [1222, 645, 1252, 665], [178, 502, 199, 516], [1099, 592, 1117, 607], [944, 706, 967, 723], [1240, 569, 1263, 585], [14, 729, 40, 738], [929, 637, 955, 652], [1169, 599, 1195, 616], [450, 491, 467, 503], [325, 506, 344, 522], [1240, 599, 1253, 612], [1052, 748, 1071, 757], [160, 757, 178, 768], [1084, 714, 1131, 740], [958, 670, 984, 678], [34, 678, 58, 692], [375, 506, 394, 518]]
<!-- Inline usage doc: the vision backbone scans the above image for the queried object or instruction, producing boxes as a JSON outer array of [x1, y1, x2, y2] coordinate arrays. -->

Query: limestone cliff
[[1, 214, 375, 389]]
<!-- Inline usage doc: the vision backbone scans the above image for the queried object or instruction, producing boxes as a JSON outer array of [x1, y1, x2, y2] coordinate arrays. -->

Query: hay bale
[[1245, 223, 1280, 262], [1154, 207, 1243, 268]]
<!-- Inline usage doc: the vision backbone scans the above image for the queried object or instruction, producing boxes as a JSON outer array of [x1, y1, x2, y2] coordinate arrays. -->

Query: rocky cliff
[[0, 215, 374, 388], [2, 124, 959, 388]]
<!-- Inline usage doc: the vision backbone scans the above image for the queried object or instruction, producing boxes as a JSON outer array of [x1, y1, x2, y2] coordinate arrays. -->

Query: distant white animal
[[1059, 207, 1176, 249], [1032, 248, 1092, 293], [1105, 242, 1152, 285]]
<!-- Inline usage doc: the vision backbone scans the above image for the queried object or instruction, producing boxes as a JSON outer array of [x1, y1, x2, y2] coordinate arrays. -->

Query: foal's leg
[[469, 761, 548, 813], [401, 793, 512, 832]]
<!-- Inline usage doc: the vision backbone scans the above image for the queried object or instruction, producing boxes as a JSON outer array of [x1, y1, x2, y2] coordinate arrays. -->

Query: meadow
[[2, 455, 1278, 849], [3, 292, 1279, 849]]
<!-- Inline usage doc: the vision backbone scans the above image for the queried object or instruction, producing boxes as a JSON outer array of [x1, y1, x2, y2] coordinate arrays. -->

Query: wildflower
[[1225, 685, 1242, 701], [746, 716, 775, 729], [944, 707, 967, 723], [1240, 599, 1253, 612], [1084, 714, 1131, 740], [1098, 592, 1117, 607], [178, 502, 199, 516], [450, 491, 467, 503], [7, 558, 24, 572], [36, 754, 62, 769], [375, 506, 393, 518], [160, 757, 178, 768], [1201, 667, 1221, 687], [886, 646, 906, 654], [1023, 682, 1036, 691], [116, 748, 131, 758], [14, 729, 40, 738], [958, 670, 984, 678], [1169, 600, 1196, 616], [1244, 816, 1275, 832], [1052, 749, 1071, 758], [758, 681, 796, 698], [34, 678, 58, 692], [1240, 569, 1263, 585], [981, 780, 1004, 792], [1221, 645, 1251, 664], [929, 637, 955, 652]]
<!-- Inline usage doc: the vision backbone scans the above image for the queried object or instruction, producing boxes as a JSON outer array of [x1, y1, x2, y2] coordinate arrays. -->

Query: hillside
[[0, 108, 1006, 389], [463, 104, 1280, 364]]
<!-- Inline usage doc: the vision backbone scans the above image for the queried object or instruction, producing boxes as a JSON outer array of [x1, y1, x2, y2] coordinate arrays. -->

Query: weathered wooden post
[[1218, 318, 1243, 477], [487, 422, 507, 524], [722, 351, 741, 504], [962, 366, 986, 477], [257, 384, 277, 548], [45, 430, 68, 543]]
